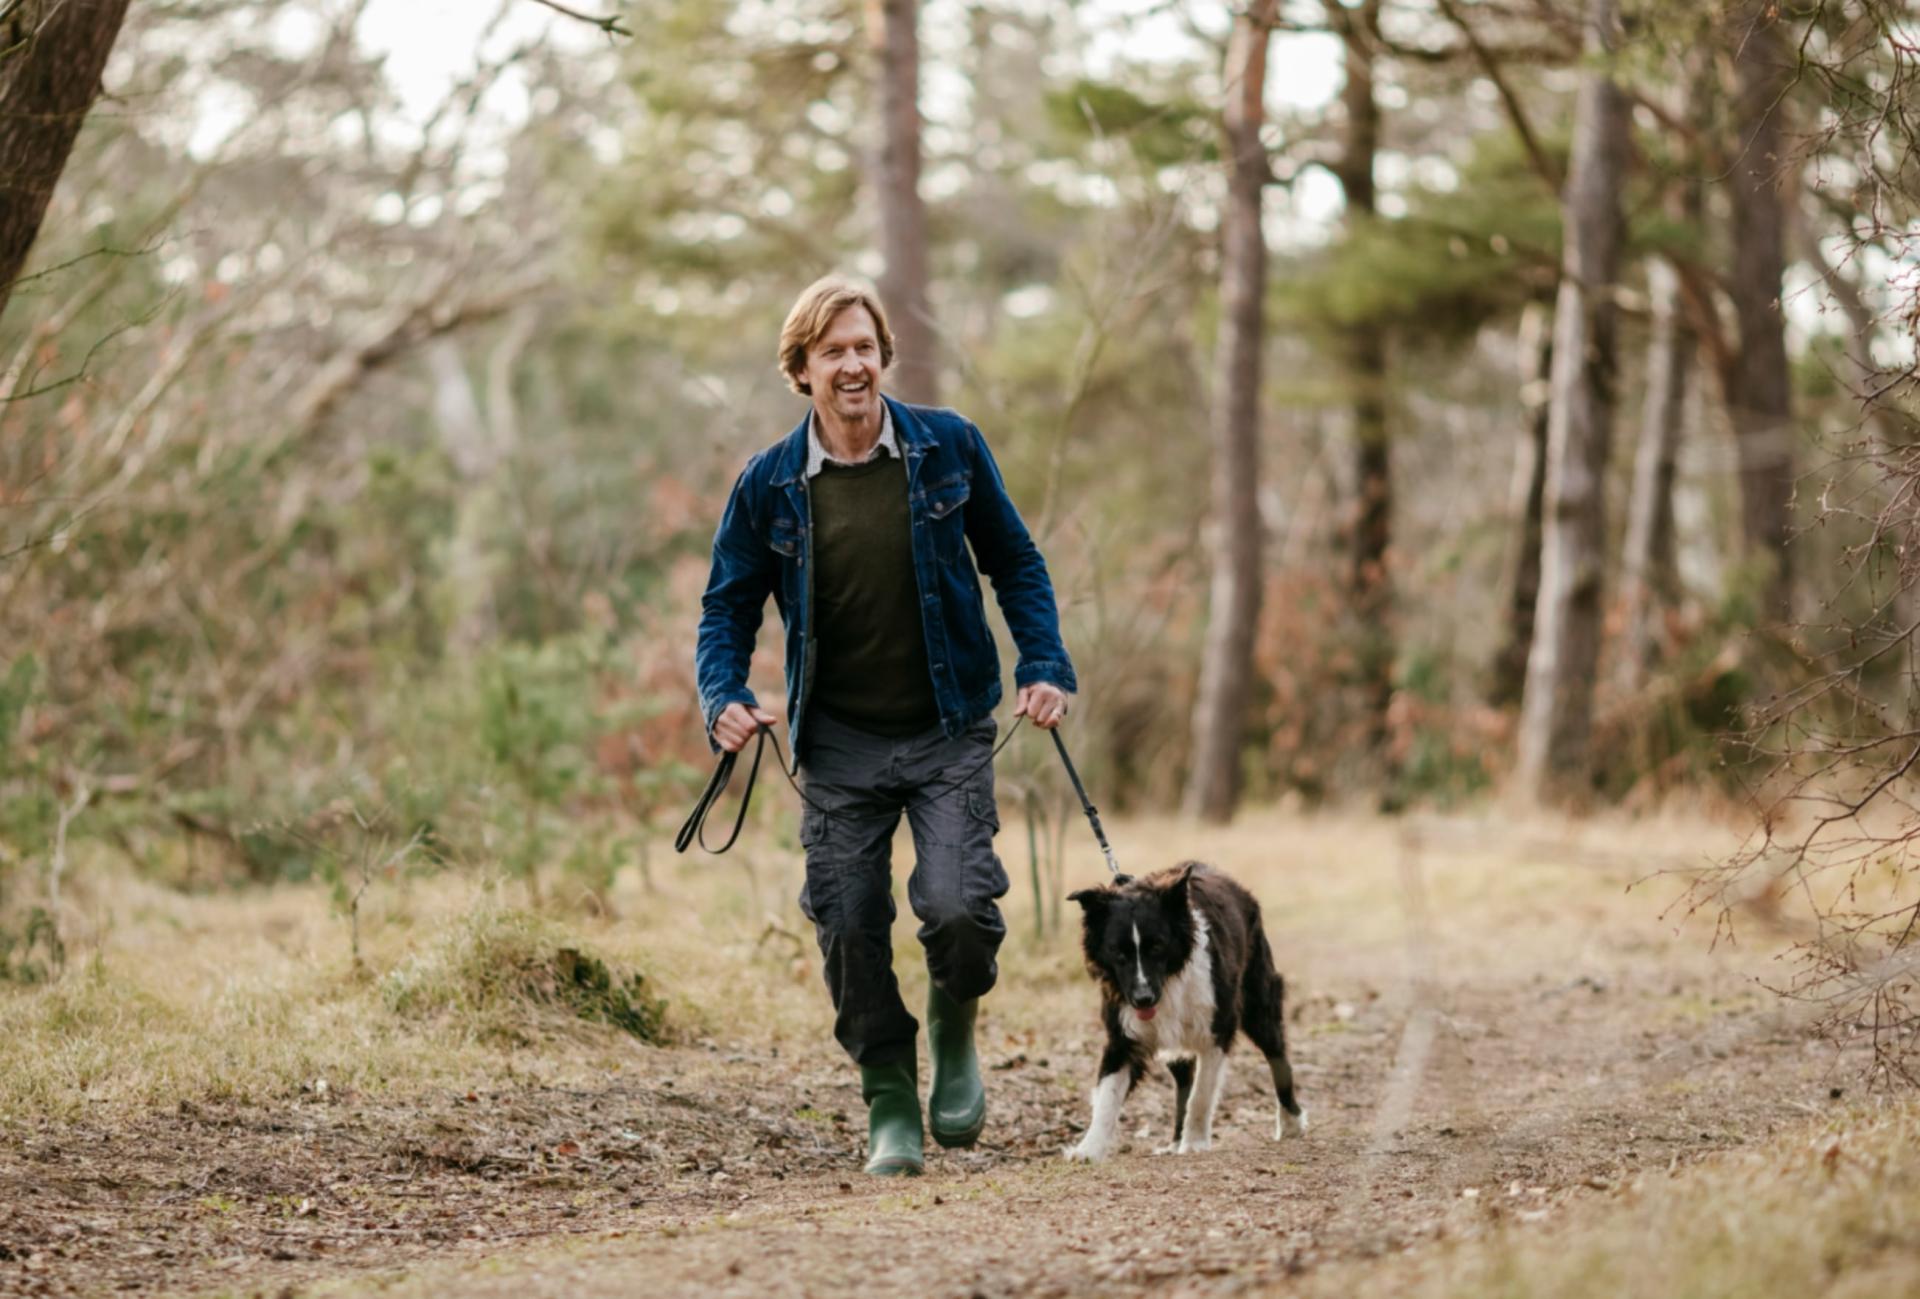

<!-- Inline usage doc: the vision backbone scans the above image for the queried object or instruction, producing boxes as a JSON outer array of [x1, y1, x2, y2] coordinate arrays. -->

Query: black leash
[[672, 722, 767, 855], [675, 716, 1127, 883], [675, 716, 1023, 855], [1047, 727, 1128, 884]]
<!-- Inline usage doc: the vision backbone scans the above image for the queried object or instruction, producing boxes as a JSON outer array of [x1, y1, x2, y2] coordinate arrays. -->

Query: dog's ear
[[1160, 863, 1195, 911], [1067, 888, 1111, 911]]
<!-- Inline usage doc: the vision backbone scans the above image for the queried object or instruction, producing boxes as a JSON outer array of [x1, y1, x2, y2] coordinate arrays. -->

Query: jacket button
[[932, 663, 945, 672]]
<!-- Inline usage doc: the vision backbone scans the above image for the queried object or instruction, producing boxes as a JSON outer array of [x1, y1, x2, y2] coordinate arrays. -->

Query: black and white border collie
[[1064, 863, 1306, 1160]]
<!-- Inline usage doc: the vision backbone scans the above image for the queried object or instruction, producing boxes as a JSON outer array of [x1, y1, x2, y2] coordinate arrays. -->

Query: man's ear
[[1067, 888, 1110, 910]]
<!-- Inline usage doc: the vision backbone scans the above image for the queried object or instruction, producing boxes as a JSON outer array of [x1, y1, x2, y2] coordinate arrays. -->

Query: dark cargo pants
[[797, 710, 1009, 1066]]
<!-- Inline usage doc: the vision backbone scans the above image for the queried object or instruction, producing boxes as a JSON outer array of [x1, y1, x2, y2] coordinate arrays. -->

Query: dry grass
[[1291, 1100, 1920, 1299], [0, 867, 675, 1124], [0, 802, 1759, 1126], [380, 903, 666, 1042]]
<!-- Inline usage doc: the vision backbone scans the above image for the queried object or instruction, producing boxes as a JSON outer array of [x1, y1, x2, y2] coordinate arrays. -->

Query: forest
[[1, 1, 1917, 1296]]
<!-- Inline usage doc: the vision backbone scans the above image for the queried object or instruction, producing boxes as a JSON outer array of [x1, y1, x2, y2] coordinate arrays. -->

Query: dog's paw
[[1277, 1107, 1309, 1140], [1175, 1135, 1212, 1154], [1063, 1140, 1110, 1163], [1152, 1141, 1181, 1156]]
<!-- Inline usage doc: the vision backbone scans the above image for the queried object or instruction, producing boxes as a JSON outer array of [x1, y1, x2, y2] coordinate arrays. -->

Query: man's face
[[801, 305, 883, 423]]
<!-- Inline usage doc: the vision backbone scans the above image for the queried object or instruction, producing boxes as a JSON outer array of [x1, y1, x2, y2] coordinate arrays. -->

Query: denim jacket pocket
[[923, 475, 971, 563], [769, 517, 802, 559]]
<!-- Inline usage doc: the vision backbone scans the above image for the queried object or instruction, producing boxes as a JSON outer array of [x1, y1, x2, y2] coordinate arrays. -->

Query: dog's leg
[[1175, 1048, 1227, 1153], [1242, 928, 1308, 1139], [1065, 1070, 1131, 1162], [1065, 1039, 1142, 1162], [1155, 1057, 1196, 1155], [1267, 1054, 1308, 1138]]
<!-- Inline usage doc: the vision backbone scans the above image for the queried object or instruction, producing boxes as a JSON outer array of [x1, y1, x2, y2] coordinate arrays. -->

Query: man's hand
[[713, 702, 780, 753], [1015, 682, 1071, 730]]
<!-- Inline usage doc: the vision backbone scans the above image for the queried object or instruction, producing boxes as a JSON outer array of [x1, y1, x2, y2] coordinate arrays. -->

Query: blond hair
[[777, 275, 896, 395]]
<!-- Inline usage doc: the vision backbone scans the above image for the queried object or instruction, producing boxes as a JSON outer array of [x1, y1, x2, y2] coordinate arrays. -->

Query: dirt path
[[0, 833, 1852, 1298]]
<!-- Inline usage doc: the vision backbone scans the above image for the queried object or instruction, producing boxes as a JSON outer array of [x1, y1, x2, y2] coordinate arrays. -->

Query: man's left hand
[[1015, 682, 1072, 730]]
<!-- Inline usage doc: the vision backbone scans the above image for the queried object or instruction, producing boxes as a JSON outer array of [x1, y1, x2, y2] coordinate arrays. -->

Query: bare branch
[[524, 0, 630, 38], [1432, 0, 1561, 192]]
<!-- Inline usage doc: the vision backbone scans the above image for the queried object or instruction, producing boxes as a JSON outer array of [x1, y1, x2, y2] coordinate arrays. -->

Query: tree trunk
[[0, 0, 133, 323], [1515, 0, 1628, 804], [1490, 297, 1554, 707], [1615, 255, 1690, 693], [429, 339, 506, 652], [1618, 65, 1704, 694], [1334, 0, 1393, 758], [865, 0, 937, 405], [1183, 0, 1278, 823], [1720, 0, 1796, 622]]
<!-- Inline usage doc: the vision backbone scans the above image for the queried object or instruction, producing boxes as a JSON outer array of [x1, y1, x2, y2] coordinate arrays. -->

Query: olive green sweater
[[808, 456, 940, 737]]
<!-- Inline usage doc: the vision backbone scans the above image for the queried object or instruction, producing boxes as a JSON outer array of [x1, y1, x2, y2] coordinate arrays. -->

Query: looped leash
[[1047, 728, 1129, 884], [675, 715, 1127, 884], [676, 717, 1024, 855], [672, 736, 756, 855]]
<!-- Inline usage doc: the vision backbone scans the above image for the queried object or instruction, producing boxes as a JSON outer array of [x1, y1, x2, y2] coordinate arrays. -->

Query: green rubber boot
[[859, 1058, 925, 1177], [927, 985, 986, 1149]]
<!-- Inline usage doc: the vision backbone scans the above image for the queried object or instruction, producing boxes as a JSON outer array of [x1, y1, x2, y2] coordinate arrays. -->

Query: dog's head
[[1068, 864, 1200, 1018]]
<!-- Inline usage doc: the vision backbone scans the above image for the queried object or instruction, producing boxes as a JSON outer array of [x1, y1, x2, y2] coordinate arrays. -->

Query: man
[[696, 275, 1075, 1176]]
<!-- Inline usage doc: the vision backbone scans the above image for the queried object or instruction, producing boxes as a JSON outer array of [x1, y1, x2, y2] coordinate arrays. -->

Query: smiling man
[[696, 274, 1076, 1176]]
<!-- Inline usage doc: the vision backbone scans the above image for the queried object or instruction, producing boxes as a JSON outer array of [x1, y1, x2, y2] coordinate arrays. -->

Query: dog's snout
[[1129, 990, 1157, 1010]]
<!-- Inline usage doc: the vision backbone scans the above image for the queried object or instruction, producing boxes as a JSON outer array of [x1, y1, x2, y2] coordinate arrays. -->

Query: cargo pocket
[[797, 804, 832, 924], [965, 788, 1000, 835], [964, 789, 1010, 899]]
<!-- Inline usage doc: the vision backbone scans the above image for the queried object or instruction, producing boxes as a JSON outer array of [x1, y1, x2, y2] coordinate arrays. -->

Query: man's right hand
[[712, 702, 780, 753]]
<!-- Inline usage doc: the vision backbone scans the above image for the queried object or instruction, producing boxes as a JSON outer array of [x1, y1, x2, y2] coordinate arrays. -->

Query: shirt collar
[[806, 400, 897, 478]]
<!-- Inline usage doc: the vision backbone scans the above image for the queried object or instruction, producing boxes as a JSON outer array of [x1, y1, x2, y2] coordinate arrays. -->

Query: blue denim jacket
[[696, 396, 1077, 763]]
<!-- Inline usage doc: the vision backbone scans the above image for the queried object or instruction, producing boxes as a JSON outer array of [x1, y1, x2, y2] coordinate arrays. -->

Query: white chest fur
[[1120, 909, 1216, 1058]]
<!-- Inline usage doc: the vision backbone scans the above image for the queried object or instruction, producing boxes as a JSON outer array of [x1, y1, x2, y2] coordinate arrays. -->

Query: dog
[[1063, 862, 1306, 1160]]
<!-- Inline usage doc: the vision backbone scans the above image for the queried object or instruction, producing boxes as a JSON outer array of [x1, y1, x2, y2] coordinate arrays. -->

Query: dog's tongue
[[1136, 1006, 1157, 1021]]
